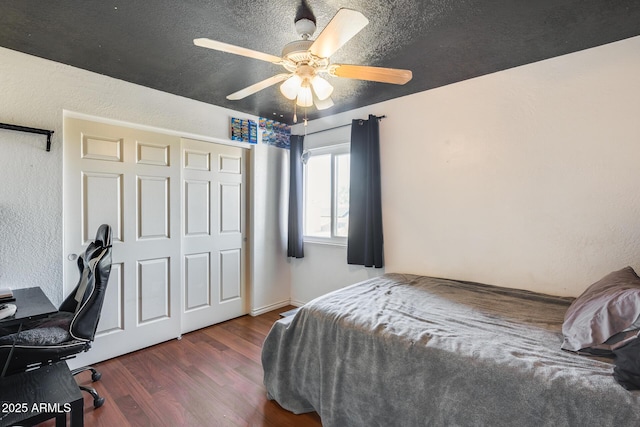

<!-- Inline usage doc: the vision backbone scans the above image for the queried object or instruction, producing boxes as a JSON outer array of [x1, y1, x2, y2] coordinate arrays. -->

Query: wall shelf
[[0, 122, 54, 151]]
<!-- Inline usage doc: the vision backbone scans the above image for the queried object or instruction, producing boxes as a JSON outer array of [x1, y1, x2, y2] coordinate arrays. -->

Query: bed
[[262, 272, 640, 426]]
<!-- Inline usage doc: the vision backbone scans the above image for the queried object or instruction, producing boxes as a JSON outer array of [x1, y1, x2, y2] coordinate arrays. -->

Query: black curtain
[[347, 115, 384, 268], [287, 134, 305, 258]]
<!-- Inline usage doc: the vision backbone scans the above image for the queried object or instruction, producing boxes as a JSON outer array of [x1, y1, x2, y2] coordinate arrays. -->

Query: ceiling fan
[[193, 7, 412, 118]]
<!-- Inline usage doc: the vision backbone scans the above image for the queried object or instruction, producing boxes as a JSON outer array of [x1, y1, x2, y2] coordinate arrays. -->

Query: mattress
[[262, 273, 640, 426]]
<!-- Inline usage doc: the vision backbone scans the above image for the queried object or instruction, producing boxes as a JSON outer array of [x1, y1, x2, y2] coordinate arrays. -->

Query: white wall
[[293, 35, 640, 299], [250, 143, 292, 314], [0, 46, 288, 309], [290, 243, 384, 304]]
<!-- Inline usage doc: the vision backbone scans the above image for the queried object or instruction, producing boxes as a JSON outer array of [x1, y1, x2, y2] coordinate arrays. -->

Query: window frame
[[302, 142, 350, 246]]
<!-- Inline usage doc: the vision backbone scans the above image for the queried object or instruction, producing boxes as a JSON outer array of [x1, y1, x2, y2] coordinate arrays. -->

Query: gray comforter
[[262, 273, 640, 426]]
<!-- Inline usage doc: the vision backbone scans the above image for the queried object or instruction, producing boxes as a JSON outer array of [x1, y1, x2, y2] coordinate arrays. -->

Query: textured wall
[[293, 36, 640, 299], [0, 130, 60, 302], [0, 46, 284, 307]]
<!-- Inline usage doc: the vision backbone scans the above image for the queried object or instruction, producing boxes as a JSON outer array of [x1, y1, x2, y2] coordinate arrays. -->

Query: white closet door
[[63, 117, 181, 366], [181, 138, 248, 334]]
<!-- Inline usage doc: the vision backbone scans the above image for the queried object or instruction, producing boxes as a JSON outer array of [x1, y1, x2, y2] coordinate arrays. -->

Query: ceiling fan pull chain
[[293, 101, 298, 123]]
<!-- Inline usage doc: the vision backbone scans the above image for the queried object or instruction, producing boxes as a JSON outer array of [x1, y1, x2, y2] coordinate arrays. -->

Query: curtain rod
[[301, 115, 386, 136], [0, 122, 54, 151]]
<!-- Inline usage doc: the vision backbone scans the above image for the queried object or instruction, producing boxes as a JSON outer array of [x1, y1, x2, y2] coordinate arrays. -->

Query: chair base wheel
[[93, 397, 105, 408], [72, 366, 105, 409], [71, 365, 101, 381], [79, 384, 105, 409]]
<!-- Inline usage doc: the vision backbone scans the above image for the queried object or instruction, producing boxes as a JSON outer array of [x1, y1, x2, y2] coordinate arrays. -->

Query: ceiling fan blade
[[194, 38, 282, 64], [331, 64, 413, 85], [309, 8, 369, 59], [227, 74, 291, 100]]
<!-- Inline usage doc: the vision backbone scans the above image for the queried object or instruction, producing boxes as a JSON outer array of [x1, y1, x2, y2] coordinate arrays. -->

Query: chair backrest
[[59, 224, 112, 341]]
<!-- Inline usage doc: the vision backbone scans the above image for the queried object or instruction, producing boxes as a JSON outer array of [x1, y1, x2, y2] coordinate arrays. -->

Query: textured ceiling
[[1, 1, 639, 124]]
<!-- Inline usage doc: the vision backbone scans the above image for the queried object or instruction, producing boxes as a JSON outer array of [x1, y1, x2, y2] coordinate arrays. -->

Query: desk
[[0, 361, 84, 427], [1, 287, 58, 378], [0, 290, 84, 426], [0, 287, 57, 328]]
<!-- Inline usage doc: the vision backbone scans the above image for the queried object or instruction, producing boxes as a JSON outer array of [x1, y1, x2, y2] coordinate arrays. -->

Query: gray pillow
[[562, 266, 640, 353]]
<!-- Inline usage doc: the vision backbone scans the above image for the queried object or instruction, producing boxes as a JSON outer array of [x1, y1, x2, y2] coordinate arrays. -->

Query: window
[[304, 144, 350, 243]]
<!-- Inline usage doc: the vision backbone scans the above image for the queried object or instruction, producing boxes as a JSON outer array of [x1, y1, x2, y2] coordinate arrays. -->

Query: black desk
[[1, 287, 58, 378], [0, 289, 84, 426], [0, 362, 84, 427], [0, 287, 58, 328]]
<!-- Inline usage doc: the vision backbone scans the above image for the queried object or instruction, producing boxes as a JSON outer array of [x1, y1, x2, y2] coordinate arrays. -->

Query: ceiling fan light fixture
[[311, 75, 333, 100], [314, 96, 334, 110], [296, 84, 314, 107], [280, 75, 302, 100]]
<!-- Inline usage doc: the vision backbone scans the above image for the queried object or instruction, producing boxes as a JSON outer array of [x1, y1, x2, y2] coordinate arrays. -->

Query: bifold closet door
[[180, 138, 247, 334], [64, 117, 181, 366], [64, 118, 249, 367]]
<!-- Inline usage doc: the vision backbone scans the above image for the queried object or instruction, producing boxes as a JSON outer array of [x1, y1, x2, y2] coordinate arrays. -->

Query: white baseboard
[[289, 299, 306, 307], [250, 299, 291, 316]]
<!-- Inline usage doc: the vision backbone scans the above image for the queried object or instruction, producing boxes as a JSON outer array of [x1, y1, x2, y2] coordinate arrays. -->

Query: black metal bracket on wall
[[0, 122, 54, 151]]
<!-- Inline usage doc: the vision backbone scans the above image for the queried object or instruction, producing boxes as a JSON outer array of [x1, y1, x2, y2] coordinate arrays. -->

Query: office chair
[[0, 224, 112, 408]]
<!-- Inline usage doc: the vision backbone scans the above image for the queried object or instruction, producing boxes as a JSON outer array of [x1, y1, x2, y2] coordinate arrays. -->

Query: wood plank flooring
[[38, 306, 322, 427]]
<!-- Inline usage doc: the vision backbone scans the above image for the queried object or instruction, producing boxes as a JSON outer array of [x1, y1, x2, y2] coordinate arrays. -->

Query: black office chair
[[0, 224, 112, 408]]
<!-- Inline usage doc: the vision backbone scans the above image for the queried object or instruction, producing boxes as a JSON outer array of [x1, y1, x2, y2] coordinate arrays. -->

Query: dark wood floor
[[39, 306, 322, 427]]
